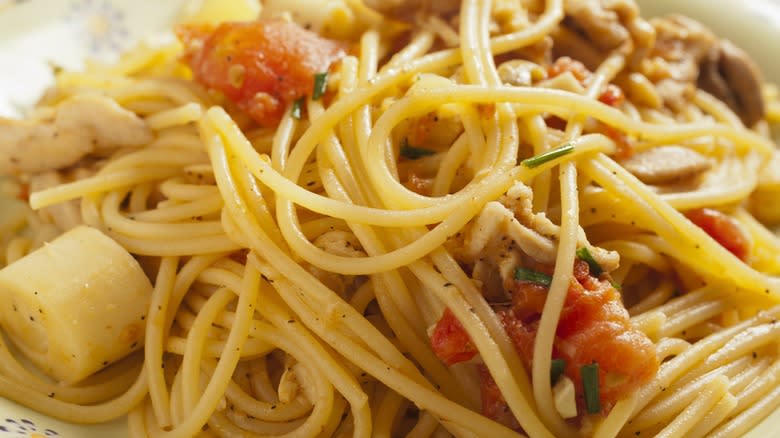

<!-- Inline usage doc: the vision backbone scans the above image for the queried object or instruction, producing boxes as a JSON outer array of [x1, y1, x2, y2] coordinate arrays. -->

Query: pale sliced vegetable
[[0, 226, 152, 383]]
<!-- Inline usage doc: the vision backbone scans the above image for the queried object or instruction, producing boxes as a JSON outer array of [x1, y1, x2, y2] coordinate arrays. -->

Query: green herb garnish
[[400, 138, 436, 160], [312, 72, 328, 100], [581, 363, 601, 414], [609, 279, 622, 291], [291, 97, 304, 119], [521, 143, 575, 168], [551, 358, 566, 384], [514, 267, 552, 287], [576, 247, 603, 277]]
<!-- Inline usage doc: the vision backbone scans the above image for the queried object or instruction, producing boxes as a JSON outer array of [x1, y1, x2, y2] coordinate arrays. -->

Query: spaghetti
[[1, 0, 780, 437]]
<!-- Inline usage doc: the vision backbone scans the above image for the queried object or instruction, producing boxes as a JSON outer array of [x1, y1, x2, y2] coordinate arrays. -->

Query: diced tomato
[[430, 308, 477, 366], [547, 57, 625, 108], [177, 20, 346, 126], [685, 208, 750, 262], [547, 57, 592, 83], [478, 364, 521, 429], [555, 262, 658, 411], [506, 280, 549, 322], [599, 123, 634, 159], [598, 84, 625, 107], [431, 260, 658, 417]]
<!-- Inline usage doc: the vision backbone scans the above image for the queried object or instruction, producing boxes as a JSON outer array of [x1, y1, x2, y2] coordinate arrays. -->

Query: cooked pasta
[[2, 0, 780, 437]]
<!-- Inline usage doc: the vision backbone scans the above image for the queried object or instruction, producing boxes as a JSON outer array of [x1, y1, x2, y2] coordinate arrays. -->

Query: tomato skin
[[430, 308, 477, 366], [685, 208, 750, 262], [177, 20, 346, 126]]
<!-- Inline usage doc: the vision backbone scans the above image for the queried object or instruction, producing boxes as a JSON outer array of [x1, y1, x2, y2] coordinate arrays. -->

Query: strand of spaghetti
[[165, 336, 272, 358], [710, 381, 780, 438], [250, 278, 371, 432], [163, 260, 259, 438], [145, 103, 203, 131], [406, 257, 554, 437], [694, 90, 744, 127], [157, 179, 219, 201], [101, 191, 224, 239], [656, 300, 730, 338], [278, 135, 613, 275], [372, 387, 404, 438], [427, 247, 538, 409], [660, 153, 761, 210], [0, 338, 140, 404], [655, 375, 730, 438], [130, 193, 223, 222], [106, 230, 241, 256], [522, 115, 553, 211], [208, 126, 383, 435], [686, 392, 738, 438], [582, 155, 780, 297], [735, 207, 780, 274], [733, 359, 780, 414], [630, 307, 780, 418], [599, 240, 672, 273], [284, 0, 563, 181], [269, 270, 521, 437], [379, 30, 435, 72], [531, 161, 580, 437], [431, 133, 472, 196], [180, 288, 233, 417], [100, 148, 208, 174], [210, 124, 521, 435], [30, 168, 180, 209], [143, 256, 178, 429], [316, 161, 470, 403], [0, 367, 147, 423], [107, 79, 207, 106], [202, 330, 336, 437], [218, 341, 312, 420], [630, 357, 750, 429], [361, 88, 770, 211], [128, 404, 147, 438], [593, 391, 639, 438], [210, 106, 613, 227]]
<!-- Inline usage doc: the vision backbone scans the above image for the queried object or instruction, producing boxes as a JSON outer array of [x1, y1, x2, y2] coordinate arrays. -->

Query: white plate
[[0, 0, 779, 436]]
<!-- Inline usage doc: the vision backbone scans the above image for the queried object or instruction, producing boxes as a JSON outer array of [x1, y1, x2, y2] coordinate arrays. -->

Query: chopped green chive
[[551, 358, 566, 384], [581, 363, 601, 414], [609, 279, 622, 292], [312, 72, 328, 100], [400, 138, 436, 160], [514, 267, 552, 287], [521, 142, 575, 168], [291, 97, 304, 119], [576, 247, 603, 277]]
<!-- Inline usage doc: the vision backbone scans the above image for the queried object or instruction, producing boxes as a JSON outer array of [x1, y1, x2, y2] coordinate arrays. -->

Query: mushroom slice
[[620, 145, 712, 185], [0, 94, 152, 175], [698, 40, 766, 127]]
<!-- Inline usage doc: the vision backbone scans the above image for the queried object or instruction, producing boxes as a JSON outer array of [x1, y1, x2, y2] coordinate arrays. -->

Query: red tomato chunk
[[430, 308, 477, 366], [685, 208, 750, 262], [430, 260, 658, 421], [177, 20, 346, 126]]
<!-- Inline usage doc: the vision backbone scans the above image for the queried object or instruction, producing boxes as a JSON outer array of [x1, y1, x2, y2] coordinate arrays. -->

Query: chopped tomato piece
[[685, 208, 750, 262], [555, 261, 658, 411], [478, 364, 521, 429], [599, 123, 634, 159], [598, 84, 625, 107], [547, 57, 625, 108], [430, 308, 477, 366], [547, 57, 592, 83], [177, 20, 346, 126]]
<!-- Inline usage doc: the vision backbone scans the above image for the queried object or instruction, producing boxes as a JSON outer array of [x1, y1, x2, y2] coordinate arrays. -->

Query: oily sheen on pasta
[[2, 0, 780, 436]]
